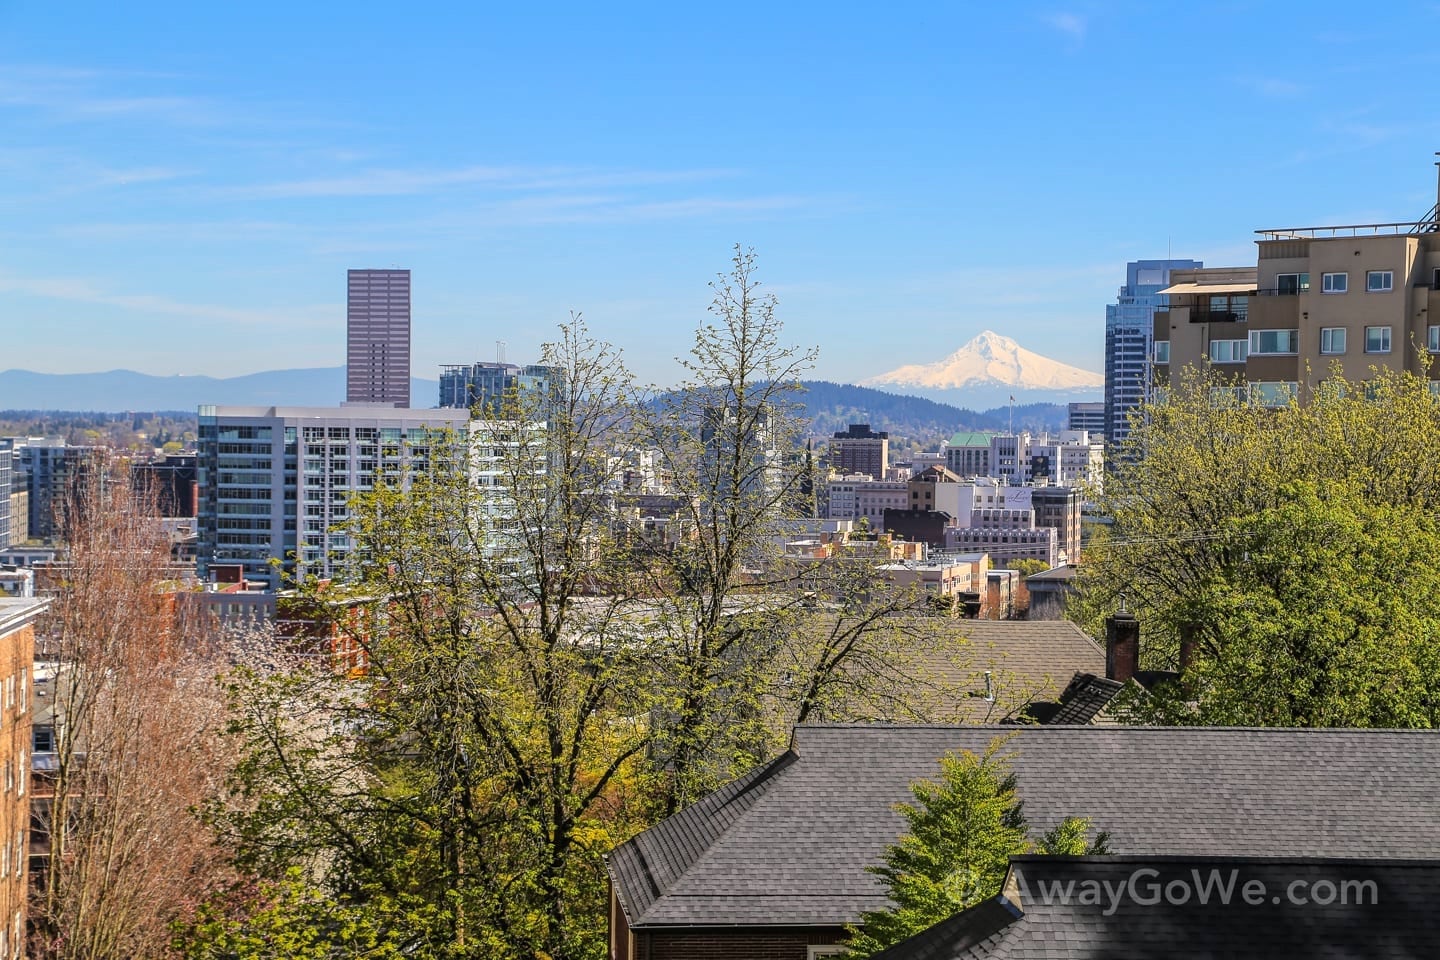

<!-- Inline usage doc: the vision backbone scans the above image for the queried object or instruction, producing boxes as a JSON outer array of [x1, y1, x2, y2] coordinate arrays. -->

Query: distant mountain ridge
[[796, 381, 1065, 437], [0, 370, 1069, 441], [0, 367, 438, 411], [859, 330, 1102, 408]]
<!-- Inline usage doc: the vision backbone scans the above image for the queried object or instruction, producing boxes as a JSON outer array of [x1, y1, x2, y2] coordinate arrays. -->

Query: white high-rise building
[[198, 404, 470, 589]]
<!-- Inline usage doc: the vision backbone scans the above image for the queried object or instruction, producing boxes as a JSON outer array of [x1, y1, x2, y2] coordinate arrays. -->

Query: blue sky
[[3, 1, 1439, 388]]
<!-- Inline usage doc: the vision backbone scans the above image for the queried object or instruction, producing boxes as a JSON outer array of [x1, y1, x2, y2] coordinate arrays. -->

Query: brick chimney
[[1106, 611, 1140, 684], [1178, 622, 1196, 676]]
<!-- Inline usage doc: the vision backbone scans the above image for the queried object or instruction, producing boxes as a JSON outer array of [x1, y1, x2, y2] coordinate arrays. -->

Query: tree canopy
[[1075, 366, 1440, 726]]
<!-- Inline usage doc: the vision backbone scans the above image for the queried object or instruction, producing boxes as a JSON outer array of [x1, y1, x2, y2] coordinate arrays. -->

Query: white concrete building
[[197, 404, 473, 589]]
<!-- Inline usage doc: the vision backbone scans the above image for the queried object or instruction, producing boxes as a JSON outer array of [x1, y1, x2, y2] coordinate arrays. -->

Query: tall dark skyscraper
[[346, 268, 411, 406]]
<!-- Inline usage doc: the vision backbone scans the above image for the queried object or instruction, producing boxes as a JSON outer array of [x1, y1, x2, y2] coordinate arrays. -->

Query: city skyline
[[4, 3, 1439, 387]]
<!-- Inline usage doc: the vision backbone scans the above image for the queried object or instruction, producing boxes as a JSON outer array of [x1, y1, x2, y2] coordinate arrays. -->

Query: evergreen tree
[[845, 738, 1108, 957]]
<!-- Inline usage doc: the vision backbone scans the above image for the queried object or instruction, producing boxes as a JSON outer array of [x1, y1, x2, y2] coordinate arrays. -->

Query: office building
[[18, 442, 104, 543], [346, 269, 411, 407], [197, 405, 471, 590], [1067, 401, 1105, 436], [1155, 187, 1440, 401], [944, 432, 994, 478], [132, 454, 198, 518], [0, 441, 10, 552], [1104, 259, 1203, 445], [824, 476, 909, 526], [827, 424, 889, 480], [994, 431, 1104, 490], [438, 361, 557, 414]]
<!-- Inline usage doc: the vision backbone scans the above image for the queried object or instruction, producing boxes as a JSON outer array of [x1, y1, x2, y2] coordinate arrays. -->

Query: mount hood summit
[[858, 331, 1103, 405]]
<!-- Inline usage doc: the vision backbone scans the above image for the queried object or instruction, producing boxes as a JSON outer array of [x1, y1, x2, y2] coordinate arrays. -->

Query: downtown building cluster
[[820, 424, 1098, 569]]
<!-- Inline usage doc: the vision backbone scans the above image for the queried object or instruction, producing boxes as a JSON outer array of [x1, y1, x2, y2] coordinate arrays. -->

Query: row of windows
[[1277, 271, 1395, 294], [1159, 324, 1440, 363]]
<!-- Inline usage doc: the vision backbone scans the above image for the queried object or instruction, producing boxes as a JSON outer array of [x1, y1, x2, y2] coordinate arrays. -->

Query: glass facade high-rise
[[346, 269, 411, 407], [438, 361, 558, 414], [1104, 259, 1202, 446]]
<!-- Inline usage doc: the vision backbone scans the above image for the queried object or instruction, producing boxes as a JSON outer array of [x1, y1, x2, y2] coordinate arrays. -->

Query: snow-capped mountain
[[858, 331, 1102, 407]]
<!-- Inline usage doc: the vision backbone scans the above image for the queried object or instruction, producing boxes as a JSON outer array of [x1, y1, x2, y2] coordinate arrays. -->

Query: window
[[1209, 339, 1248, 363], [1249, 381, 1297, 407], [1367, 270, 1394, 292], [1365, 325, 1392, 354], [1320, 327, 1347, 355], [1209, 385, 1246, 406], [1248, 330, 1299, 355], [32, 727, 53, 753], [1322, 272, 1348, 294], [1276, 273, 1310, 295], [1430, 325, 1440, 353], [1153, 340, 1170, 363]]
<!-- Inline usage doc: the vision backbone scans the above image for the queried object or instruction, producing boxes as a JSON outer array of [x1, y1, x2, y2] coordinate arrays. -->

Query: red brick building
[[0, 599, 44, 960]]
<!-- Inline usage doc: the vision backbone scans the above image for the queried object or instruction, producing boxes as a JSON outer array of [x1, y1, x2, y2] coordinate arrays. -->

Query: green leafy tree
[[845, 738, 1108, 957], [1076, 366, 1440, 726], [199, 257, 978, 959], [1005, 559, 1049, 579], [176, 870, 416, 960], [202, 319, 655, 960]]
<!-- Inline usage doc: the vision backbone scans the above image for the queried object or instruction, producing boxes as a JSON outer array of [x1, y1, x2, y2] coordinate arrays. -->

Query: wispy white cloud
[[94, 166, 192, 186], [218, 164, 741, 199], [1237, 75, 1306, 99], [0, 66, 219, 125], [0, 269, 333, 329], [475, 193, 812, 225], [1039, 11, 1087, 42]]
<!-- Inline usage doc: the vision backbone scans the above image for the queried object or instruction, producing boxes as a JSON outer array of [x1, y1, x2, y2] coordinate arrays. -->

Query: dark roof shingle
[[609, 725, 1440, 929], [878, 856, 1440, 959]]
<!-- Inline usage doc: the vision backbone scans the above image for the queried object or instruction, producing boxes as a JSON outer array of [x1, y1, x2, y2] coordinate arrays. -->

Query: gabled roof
[[876, 856, 1440, 958], [940, 623, 1105, 723], [607, 725, 1440, 930], [806, 618, 1106, 724]]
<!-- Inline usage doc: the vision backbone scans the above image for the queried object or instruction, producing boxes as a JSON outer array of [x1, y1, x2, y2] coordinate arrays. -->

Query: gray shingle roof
[[926, 622, 1105, 723], [608, 725, 1440, 929], [877, 856, 1440, 959]]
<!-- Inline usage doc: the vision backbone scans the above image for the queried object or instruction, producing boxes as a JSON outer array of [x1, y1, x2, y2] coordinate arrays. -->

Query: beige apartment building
[[1154, 191, 1440, 403]]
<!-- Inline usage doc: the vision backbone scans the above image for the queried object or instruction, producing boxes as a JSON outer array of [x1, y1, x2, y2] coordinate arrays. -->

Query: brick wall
[[0, 618, 33, 959]]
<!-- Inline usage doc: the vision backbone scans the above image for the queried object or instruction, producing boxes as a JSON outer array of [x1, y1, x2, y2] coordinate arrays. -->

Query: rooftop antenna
[[1008, 394, 1015, 438], [497, 340, 507, 366]]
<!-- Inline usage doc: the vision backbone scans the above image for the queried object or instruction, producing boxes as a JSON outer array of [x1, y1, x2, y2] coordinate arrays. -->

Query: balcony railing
[[1188, 309, 1248, 324]]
